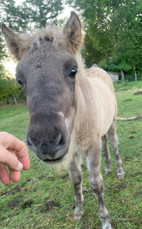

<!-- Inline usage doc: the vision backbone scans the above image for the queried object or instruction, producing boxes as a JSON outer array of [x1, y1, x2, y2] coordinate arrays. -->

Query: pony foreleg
[[86, 143, 112, 229], [69, 153, 84, 220]]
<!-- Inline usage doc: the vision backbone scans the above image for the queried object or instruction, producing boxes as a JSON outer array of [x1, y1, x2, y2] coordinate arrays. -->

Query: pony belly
[[100, 105, 116, 136]]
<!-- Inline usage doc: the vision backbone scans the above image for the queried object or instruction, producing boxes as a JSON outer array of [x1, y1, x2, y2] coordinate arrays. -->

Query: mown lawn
[[0, 82, 142, 229]]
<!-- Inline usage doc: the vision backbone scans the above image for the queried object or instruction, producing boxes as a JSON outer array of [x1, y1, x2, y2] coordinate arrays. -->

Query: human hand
[[0, 132, 30, 185]]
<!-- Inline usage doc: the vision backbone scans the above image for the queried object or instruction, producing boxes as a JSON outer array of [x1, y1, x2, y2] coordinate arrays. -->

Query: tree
[[109, 0, 142, 79], [0, 70, 21, 104], [0, 0, 64, 30], [0, 0, 64, 104], [0, 0, 64, 64], [0, 2, 7, 65], [66, 0, 142, 80], [67, 0, 115, 66]]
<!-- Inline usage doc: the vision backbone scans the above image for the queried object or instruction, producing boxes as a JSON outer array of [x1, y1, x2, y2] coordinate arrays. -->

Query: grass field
[[0, 82, 142, 229]]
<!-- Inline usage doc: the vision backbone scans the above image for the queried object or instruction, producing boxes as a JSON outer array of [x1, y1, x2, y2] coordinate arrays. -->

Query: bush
[[0, 68, 25, 106]]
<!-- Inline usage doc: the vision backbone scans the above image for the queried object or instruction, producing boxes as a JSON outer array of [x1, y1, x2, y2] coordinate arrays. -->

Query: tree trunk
[[135, 70, 137, 81], [121, 70, 125, 82], [13, 96, 18, 105]]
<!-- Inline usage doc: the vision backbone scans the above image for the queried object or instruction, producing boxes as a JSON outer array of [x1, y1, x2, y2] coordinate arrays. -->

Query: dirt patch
[[134, 191, 142, 198], [7, 195, 23, 209], [130, 131, 137, 134], [134, 91, 142, 95], [107, 182, 126, 192], [130, 171, 142, 178], [48, 176, 56, 181], [21, 179, 32, 187], [40, 200, 60, 212], [123, 99, 133, 102], [0, 185, 21, 197], [128, 136, 135, 139], [124, 156, 131, 161], [21, 199, 33, 209], [81, 226, 90, 229], [117, 183, 126, 189], [0, 179, 34, 197], [133, 172, 142, 176], [13, 185, 21, 192], [38, 175, 46, 180], [61, 174, 68, 179]]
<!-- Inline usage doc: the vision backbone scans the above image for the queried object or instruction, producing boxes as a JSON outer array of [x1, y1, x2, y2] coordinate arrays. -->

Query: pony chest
[[71, 118, 98, 153]]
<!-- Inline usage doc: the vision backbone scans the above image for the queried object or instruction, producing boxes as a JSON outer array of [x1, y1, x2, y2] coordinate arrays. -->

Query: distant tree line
[[0, 0, 64, 105], [67, 0, 142, 81], [0, 69, 24, 106]]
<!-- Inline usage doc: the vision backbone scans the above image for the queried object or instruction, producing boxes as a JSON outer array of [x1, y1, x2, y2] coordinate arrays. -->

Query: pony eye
[[17, 78, 23, 85], [69, 68, 77, 78]]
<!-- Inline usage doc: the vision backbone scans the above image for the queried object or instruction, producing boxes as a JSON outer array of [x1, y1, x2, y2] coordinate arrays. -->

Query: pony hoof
[[74, 209, 83, 220], [74, 215, 82, 220], [102, 222, 112, 229], [105, 169, 112, 175], [118, 174, 125, 179]]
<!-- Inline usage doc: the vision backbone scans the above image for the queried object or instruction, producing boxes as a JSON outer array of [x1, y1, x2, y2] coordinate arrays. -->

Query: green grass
[[0, 82, 142, 229], [114, 80, 142, 92]]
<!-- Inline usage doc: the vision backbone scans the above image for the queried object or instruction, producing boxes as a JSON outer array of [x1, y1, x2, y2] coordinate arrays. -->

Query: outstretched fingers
[[0, 132, 30, 170], [0, 144, 23, 171], [0, 163, 21, 185], [0, 163, 10, 185], [9, 169, 21, 183]]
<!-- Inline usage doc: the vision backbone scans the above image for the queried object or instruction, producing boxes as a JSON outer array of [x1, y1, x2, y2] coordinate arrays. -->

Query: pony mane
[[22, 25, 66, 49]]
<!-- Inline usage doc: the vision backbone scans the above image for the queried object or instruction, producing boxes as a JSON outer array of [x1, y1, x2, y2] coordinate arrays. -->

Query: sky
[[4, 1, 74, 77], [14, 0, 74, 19]]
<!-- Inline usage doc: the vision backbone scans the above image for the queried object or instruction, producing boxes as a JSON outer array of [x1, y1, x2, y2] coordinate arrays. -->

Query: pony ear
[[2, 23, 31, 60], [63, 12, 83, 54]]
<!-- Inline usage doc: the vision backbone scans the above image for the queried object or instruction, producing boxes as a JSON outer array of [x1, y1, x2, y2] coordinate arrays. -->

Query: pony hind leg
[[86, 140, 112, 229], [108, 120, 125, 179], [69, 153, 84, 220], [102, 135, 112, 175]]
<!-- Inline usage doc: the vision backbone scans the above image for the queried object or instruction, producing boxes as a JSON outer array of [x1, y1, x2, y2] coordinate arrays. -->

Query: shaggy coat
[[2, 12, 124, 229]]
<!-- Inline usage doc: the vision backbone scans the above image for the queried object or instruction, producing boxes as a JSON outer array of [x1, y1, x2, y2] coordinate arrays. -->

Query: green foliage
[[0, 82, 142, 228], [67, 0, 116, 66], [0, 5, 7, 64], [0, 0, 64, 56], [0, 0, 64, 63], [109, 0, 142, 74], [0, 0, 64, 102], [0, 37, 6, 61], [0, 68, 23, 105], [114, 80, 142, 92], [102, 55, 132, 73], [0, 0, 64, 30], [66, 0, 142, 79]]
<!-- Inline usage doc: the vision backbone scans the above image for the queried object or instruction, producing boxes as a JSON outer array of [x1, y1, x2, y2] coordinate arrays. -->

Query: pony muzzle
[[26, 129, 69, 164]]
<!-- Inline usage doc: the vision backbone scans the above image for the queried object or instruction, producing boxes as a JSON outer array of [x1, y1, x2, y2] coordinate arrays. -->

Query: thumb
[[0, 144, 23, 171]]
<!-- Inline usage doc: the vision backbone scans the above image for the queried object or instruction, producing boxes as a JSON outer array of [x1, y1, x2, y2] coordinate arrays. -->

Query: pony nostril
[[55, 132, 64, 146], [43, 141, 51, 146], [27, 136, 35, 146]]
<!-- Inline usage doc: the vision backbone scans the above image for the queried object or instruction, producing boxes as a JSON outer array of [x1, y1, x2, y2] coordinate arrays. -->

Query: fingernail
[[18, 162, 23, 170]]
